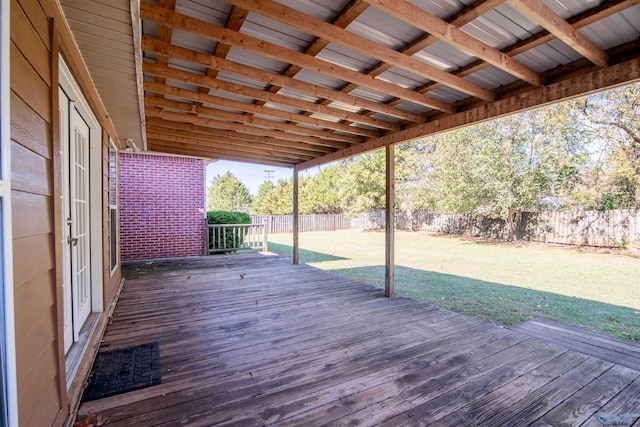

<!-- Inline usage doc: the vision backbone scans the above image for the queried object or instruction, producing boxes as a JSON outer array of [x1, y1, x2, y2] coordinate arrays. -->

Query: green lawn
[[266, 230, 640, 341]]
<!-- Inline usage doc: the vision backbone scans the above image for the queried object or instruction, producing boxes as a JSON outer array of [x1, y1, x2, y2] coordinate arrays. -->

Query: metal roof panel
[[273, 0, 345, 21], [376, 68, 427, 90], [316, 42, 379, 72], [175, 0, 231, 25], [171, 28, 218, 53], [346, 6, 423, 50], [394, 101, 431, 115], [241, 12, 315, 51], [349, 86, 395, 103], [225, 47, 290, 75], [293, 69, 347, 90], [580, 6, 640, 50]]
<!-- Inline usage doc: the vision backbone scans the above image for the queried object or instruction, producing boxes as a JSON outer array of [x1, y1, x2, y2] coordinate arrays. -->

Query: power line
[[264, 170, 275, 182]]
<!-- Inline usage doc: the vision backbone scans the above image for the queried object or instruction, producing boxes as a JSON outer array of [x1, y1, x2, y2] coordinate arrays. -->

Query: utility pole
[[264, 170, 274, 182]]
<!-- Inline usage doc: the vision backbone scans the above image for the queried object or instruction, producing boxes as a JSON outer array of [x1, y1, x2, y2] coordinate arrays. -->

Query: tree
[[300, 165, 344, 214], [252, 180, 276, 215], [206, 171, 252, 212], [430, 105, 587, 240], [571, 83, 640, 209], [338, 150, 387, 215], [251, 178, 292, 214]]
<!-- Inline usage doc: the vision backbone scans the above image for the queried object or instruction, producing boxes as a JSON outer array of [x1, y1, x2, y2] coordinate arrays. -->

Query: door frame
[[58, 56, 104, 355]]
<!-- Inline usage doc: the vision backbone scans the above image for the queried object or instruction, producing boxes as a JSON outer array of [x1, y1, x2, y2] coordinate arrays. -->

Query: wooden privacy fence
[[206, 223, 267, 254], [251, 214, 351, 234], [353, 209, 640, 248]]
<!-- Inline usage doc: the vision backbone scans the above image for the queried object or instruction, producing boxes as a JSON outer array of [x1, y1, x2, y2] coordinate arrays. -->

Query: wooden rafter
[[143, 82, 380, 139], [224, 0, 495, 101], [152, 0, 176, 92], [145, 119, 335, 154], [140, 2, 456, 113], [137, 0, 640, 167], [358, 0, 506, 81], [261, 0, 370, 106], [145, 108, 355, 149], [146, 132, 315, 161], [507, 0, 608, 67], [147, 139, 297, 166], [298, 54, 640, 170], [390, 0, 636, 107], [142, 36, 424, 123], [149, 123, 331, 157], [143, 62, 400, 131], [362, 0, 542, 87]]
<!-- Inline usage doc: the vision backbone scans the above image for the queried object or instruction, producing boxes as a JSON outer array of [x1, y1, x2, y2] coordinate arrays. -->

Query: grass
[[266, 230, 640, 341]]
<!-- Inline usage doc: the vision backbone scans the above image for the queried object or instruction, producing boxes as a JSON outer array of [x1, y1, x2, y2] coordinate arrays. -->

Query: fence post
[[262, 217, 268, 252]]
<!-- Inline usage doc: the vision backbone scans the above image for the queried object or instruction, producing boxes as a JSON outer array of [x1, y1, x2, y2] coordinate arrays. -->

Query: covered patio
[[77, 254, 640, 426], [60, 0, 640, 425]]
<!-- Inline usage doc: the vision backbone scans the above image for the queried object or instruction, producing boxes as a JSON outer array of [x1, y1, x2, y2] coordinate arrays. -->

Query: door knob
[[67, 236, 79, 246]]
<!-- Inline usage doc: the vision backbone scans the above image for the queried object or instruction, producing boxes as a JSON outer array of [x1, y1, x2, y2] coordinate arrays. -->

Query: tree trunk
[[506, 208, 518, 241]]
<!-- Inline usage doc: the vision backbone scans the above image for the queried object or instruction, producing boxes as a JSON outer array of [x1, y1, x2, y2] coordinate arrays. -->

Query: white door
[[70, 106, 92, 340], [59, 88, 73, 353], [60, 89, 92, 352]]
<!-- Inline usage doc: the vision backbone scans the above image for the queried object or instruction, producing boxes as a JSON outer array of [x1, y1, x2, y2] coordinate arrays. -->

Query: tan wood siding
[[10, 92, 51, 158], [10, 0, 62, 425], [10, 0, 125, 425]]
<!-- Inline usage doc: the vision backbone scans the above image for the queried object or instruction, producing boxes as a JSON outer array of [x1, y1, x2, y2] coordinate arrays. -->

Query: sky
[[205, 160, 324, 195], [205, 160, 292, 195]]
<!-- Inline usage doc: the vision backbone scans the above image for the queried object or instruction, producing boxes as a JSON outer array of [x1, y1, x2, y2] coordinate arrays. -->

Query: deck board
[[509, 318, 640, 372], [77, 254, 640, 426]]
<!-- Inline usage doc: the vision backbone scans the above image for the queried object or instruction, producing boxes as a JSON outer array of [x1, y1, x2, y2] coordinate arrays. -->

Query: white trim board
[[1, 0, 19, 424]]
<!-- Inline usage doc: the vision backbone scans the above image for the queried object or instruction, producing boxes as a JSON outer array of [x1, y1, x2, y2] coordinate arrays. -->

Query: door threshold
[[65, 313, 100, 389]]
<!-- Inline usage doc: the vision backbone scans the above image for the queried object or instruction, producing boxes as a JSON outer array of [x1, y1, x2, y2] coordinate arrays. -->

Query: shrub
[[206, 211, 251, 253]]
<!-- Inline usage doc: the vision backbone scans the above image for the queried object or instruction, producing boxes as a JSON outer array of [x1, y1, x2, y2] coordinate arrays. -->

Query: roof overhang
[[65, 0, 640, 168]]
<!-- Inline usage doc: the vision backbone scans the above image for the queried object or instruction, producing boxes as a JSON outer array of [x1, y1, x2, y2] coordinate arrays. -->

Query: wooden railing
[[206, 222, 267, 254]]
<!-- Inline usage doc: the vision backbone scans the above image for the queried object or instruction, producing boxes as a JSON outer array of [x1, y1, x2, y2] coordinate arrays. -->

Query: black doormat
[[81, 342, 161, 402]]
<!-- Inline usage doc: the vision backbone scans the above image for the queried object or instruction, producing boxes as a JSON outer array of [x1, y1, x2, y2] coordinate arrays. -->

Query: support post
[[385, 144, 395, 297], [262, 217, 268, 252], [293, 166, 299, 264]]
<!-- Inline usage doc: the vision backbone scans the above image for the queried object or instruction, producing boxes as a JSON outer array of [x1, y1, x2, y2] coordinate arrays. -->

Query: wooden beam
[[385, 144, 394, 298], [145, 118, 334, 154], [140, 2, 456, 113], [362, 0, 542, 87], [146, 126, 320, 158], [361, 0, 506, 80], [508, 0, 608, 67], [224, 0, 495, 101], [141, 37, 424, 123], [147, 139, 298, 166], [142, 62, 400, 131], [153, 0, 177, 91], [145, 107, 353, 149], [397, 0, 637, 102], [143, 81, 379, 139], [144, 95, 364, 148], [297, 55, 640, 170], [293, 166, 299, 265], [146, 131, 315, 161], [260, 0, 370, 114]]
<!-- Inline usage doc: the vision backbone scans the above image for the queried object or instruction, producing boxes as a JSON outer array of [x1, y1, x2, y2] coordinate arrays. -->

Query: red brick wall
[[120, 152, 205, 260]]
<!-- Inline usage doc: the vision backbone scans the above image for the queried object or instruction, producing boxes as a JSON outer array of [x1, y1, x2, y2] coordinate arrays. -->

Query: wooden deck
[[77, 254, 640, 426]]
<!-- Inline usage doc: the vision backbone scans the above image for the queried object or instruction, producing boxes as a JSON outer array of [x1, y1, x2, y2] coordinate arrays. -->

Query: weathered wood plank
[[511, 318, 640, 371], [77, 255, 640, 427]]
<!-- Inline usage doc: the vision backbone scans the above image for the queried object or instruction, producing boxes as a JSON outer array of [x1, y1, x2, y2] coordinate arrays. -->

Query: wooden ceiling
[[138, 0, 640, 169]]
